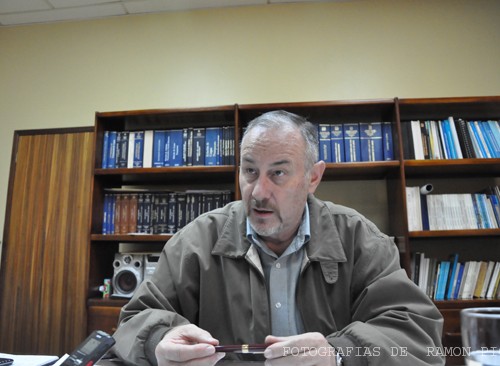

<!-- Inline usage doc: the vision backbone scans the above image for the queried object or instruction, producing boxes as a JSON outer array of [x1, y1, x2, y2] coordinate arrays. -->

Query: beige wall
[[1, 0, 499, 245]]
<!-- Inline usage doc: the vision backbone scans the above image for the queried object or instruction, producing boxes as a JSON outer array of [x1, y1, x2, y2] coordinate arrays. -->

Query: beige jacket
[[112, 195, 444, 365]]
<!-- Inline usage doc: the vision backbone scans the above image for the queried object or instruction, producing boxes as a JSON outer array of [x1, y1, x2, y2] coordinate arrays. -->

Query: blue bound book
[[435, 261, 450, 301], [163, 130, 171, 167], [360, 122, 383, 162], [318, 124, 332, 162], [116, 132, 129, 168], [102, 131, 110, 168], [102, 193, 111, 234], [205, 127, 221, 166], [344, 123, 361, 162], [480, 121, 500, 158], [446, 254, 459, 300], [193, 128, 206, 166], [133, 131, 144, 167], [487, 120, 500, 157], [153, 130, 166, 167], [170, 129, 184, 167], [330, 123, 344, 163], [107, 131, 118, 168], [453, 263, 465, 300], [382, 122, 394, 160]]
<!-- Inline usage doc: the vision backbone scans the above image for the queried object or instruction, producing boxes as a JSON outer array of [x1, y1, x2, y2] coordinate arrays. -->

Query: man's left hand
[[263, 332, 337, 366]]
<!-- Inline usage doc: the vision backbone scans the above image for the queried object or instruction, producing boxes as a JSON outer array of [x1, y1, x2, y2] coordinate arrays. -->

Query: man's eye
[[274, 170, 285, 177], [245, 168, 256, 175]]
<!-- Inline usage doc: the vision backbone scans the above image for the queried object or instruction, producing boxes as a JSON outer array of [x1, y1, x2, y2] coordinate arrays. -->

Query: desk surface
[[99, 360, 264, 365]]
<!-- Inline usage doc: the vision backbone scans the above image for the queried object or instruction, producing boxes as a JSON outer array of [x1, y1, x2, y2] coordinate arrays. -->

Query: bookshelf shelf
[[409, 229, 500, 238], [91, 234, 173, 242], [95, 166, 236, 175], [95, 166, 237, 184], [404, 158, 500, 177], [87, 97, 500, 366]]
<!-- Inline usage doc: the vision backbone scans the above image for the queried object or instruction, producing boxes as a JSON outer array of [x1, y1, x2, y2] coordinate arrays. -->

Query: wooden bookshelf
[[88, 96, 500, 366]]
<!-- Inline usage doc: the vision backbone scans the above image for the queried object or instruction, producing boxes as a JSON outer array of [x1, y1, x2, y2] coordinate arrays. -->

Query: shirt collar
[[246, 204, 310, 258]]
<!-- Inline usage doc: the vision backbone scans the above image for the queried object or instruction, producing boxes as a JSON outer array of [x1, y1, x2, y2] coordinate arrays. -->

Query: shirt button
[[275, 263, 281, 269], [275, 302, 282, 309]]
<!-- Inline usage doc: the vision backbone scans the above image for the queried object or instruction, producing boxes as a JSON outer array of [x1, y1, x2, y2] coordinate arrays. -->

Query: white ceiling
[[0, 0, 338, 27]]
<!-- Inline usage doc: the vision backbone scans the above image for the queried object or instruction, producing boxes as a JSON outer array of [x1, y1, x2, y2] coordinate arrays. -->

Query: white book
[[485, 196, 499, 228], [411, 120, 425, 160], [461, 261, 478, 300], [457, 261, 471, 299], [406, 187, 421, 231], [481, 261, 496, 298], [429, 120, 443, 159], [127, 131, 136, 168], [463, 194, 479, 229], [420, 255, 429, 294], [473, 120, 492, 158], [486, 262, 500, 299], [143, 130, 154, 168], [427, 194, 436, 230]]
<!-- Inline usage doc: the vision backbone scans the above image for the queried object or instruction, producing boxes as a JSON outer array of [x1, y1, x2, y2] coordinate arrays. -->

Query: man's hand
[[155, 324, 225, 366], [264, 332, 337, 366]]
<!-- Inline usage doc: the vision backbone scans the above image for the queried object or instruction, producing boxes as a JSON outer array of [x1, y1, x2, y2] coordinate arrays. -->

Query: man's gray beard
[[250, 220, 282, 238]]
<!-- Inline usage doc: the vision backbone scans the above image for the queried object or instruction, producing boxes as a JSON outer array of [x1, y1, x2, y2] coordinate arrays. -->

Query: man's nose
[[252, 175, 272, 201]]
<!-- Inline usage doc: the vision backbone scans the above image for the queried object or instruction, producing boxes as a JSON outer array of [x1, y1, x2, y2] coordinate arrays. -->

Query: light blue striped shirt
[[246, 204, 310, 336]]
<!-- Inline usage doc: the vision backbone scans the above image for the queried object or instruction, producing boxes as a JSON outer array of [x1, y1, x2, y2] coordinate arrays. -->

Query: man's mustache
[[250, 198, 275, 211]]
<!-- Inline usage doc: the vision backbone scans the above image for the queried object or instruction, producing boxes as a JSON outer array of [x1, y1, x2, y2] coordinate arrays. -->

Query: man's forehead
[[243, 124, 302, 144]]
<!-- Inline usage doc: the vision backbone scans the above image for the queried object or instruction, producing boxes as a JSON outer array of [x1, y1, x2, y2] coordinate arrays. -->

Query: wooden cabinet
[[0, 128, 94, 355], [87, 97, 500, 365]]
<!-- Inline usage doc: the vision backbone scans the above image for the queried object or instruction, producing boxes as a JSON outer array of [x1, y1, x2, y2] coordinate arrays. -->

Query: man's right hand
[[155, 324, 225, 366]]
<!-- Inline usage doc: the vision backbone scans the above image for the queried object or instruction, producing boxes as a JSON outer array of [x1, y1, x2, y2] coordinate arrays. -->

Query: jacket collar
[[212, 194, 347, 264]]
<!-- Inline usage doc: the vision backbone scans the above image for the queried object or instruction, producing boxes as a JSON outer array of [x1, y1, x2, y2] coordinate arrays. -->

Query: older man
[[112, 110, 444, 366]]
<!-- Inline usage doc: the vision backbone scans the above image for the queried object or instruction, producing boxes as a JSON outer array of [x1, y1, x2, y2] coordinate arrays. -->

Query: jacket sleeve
[[111, 237, 197, 366], [327, 217, 445, 366]]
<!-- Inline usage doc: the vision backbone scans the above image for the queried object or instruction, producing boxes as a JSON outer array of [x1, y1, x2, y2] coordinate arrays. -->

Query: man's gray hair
[[242, 110, 319, 171]]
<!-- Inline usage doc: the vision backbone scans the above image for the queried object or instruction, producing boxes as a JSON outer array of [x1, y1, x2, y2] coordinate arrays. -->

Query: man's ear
[[308, 160, 326, 193]]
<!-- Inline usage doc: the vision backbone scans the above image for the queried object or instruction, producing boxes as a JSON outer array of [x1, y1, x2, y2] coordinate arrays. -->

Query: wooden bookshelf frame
[[88, 97, 500, 366]]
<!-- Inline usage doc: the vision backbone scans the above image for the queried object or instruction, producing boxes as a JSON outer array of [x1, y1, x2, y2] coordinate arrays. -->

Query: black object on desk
[[0, 358, 13, 366]]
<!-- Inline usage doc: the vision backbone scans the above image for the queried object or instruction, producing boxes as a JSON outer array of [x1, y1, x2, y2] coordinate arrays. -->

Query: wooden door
[[0, 127, 94, 355]]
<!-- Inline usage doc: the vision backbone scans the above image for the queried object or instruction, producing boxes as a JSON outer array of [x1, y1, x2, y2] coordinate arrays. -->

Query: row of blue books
[[317, 122, 394, 163], [402, 118, 500, 160], [101, 126, 236, 168], [102, 189, 232, 235], [412, 253, 500, 301], [406, 186, 500, 231]]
